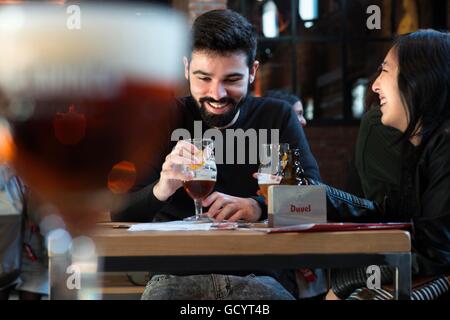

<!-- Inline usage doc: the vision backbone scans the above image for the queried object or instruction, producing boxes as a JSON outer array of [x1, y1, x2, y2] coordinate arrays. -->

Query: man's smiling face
[[185, 50, 258, 128]]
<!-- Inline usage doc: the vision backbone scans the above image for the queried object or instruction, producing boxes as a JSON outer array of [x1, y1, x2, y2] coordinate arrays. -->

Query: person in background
[[0, 166, 48, 300], [265, 90, 307, 127]]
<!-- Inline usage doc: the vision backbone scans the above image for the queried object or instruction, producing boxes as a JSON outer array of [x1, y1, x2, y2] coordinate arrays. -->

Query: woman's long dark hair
[[394, 29, 450, 143]]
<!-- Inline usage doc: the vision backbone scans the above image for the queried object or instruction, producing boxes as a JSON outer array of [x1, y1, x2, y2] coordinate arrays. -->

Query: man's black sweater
[[111, 95, 321, 291], [113, 95, 320, 223]]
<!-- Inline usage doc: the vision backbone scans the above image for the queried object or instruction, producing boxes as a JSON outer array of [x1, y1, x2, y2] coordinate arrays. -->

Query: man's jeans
[[141, 274, 295, 300]]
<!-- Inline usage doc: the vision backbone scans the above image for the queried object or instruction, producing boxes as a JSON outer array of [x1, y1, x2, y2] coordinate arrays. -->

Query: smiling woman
[[322, 29, 450, 300], [372, 30, 450, 146], [372, 55, 409, 133]]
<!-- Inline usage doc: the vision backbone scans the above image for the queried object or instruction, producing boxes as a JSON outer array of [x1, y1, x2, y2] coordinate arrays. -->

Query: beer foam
[[0, 4, 188, 96]]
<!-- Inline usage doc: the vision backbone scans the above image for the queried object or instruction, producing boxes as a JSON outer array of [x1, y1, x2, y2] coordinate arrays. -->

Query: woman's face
[[372, 48, 409, 132]]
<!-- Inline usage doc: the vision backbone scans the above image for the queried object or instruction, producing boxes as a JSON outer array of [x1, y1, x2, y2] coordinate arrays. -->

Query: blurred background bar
[[181, 0, 449, 189]]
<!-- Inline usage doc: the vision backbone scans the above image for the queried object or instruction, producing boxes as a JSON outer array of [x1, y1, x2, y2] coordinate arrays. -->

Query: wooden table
[[49, 224, 412, 300]]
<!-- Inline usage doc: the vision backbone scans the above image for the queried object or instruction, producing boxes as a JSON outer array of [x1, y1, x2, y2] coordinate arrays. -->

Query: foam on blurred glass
[[0, 3, 188, 231]]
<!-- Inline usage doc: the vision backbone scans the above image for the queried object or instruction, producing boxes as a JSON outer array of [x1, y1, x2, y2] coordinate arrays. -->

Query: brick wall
[[188, 0, 227, 24], [304, 126, 360, 190]]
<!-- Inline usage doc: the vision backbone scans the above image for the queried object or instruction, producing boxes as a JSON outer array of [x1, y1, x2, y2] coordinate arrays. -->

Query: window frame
[[231, 0, 399, 125]]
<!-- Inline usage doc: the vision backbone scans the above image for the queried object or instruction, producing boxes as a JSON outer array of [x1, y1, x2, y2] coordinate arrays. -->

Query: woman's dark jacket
[[315, 121, 450, 277]]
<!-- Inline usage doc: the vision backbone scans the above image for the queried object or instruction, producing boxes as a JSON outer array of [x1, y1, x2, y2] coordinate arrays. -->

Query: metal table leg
[[394, 253, 412, 300]]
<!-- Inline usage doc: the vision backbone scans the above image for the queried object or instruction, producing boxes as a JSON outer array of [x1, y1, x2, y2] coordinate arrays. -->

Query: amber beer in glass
[[257, 144, 289, 203], [184, 180, 216, 201], [182, 139, 217, 222], [0, 4, 188, 229]]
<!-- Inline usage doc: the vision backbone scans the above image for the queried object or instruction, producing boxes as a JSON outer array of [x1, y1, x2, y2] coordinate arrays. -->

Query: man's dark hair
[[394, 29, 450, 143], [191, 9, 257, 67]]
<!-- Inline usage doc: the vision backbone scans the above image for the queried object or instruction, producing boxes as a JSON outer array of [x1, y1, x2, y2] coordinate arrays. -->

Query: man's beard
[[197, 96, 242, 128]]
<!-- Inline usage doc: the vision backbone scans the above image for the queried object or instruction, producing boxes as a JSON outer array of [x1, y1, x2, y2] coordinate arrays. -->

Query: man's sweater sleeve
[[110, 180, 167, 222], [110, 144, 172, 222]]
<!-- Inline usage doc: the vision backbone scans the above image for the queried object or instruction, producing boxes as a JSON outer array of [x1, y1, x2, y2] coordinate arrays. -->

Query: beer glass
[[0, 3, 188, 230], [257, 143, 289, 203], [183, 138, 217, 222]]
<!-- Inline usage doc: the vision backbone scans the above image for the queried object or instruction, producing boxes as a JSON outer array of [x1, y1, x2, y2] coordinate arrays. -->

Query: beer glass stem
[[194, 199, 203, 219]]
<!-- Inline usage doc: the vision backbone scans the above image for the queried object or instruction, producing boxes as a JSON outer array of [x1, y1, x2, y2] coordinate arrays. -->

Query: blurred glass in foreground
[[0, 3, 188, 232]]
